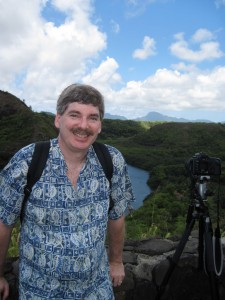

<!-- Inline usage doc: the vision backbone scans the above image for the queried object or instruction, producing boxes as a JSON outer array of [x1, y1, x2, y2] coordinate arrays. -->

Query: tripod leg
[[203, 217, 220, 300], [156, 215, 196, 300], [198, 214, 204, 270]]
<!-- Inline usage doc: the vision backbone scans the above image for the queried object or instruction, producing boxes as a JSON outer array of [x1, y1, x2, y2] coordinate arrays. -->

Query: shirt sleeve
[[107, 145, 135, 220], [0, 143, 34, 225]]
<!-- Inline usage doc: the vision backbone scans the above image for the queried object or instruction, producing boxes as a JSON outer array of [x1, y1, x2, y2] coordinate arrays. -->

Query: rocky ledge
[[4, 231, 225, 300]]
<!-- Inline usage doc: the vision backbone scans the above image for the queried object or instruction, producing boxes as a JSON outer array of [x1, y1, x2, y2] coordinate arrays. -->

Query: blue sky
[[1, 0, 225, 121]]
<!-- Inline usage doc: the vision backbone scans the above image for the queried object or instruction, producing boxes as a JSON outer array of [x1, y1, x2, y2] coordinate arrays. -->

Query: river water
[[0, 164, 150, 211], [128, 165, 151, 210]]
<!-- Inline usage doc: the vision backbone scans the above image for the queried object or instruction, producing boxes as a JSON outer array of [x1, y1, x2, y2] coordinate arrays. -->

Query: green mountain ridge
[[0, 90, 57, 168], [0, 90, 31, 117], [1, 90, 225, 239]]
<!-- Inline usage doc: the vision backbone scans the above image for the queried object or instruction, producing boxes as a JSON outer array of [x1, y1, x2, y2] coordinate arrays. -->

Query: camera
[[186, 152, 221, 176]]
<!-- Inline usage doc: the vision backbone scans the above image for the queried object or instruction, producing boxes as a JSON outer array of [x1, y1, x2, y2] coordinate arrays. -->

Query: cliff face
[[4, 232, 225, 300]]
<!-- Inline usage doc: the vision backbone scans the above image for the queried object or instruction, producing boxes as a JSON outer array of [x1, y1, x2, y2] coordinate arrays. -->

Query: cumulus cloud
[[82, 57, 122, 92], [0, 0, 106, 111], [133, 36, 157, 60], [79, 54, 225, 119], [170, 29, 224, 63], [102, 66, 225, 118], [1, 1, 225, 120], [191, 28, 214, 43]]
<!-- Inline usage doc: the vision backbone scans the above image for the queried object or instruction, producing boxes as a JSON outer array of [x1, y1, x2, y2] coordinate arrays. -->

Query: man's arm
[[0, 220, 13, 300], [107, 215, 125, 287]]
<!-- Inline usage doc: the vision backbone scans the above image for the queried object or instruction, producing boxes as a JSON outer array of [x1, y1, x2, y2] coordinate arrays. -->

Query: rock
[[135, 238, 175, 256], [4, 236, 225, 300]]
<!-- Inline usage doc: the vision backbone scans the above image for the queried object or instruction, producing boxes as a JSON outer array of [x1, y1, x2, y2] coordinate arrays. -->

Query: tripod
[[156, 176, 223, 300]]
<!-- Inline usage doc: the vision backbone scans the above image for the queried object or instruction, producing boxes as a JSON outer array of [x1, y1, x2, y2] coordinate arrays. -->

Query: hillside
[[1, 90, 225, 178], [0, 90, 31, 117], [98, 120, 225, 238], [100, 119, 225, 170], [0, 90, 57, 167], [1, 91, 225, 239]]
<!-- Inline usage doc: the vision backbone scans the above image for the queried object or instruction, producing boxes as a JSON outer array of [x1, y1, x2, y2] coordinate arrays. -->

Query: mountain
[[134, 111, 213, 123], [0, 90, 31, 118], [0, 90, 57, 168], [0, 89, 222, 123], [104, 112, 127, 120], [105, 111, 215, 122]]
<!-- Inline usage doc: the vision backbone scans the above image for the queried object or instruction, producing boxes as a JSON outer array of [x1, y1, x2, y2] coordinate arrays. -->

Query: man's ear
[[54, 114, 60, 129], [99, 123, 103, 133]]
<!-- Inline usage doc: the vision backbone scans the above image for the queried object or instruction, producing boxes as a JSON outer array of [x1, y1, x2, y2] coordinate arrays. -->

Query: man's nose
[[78, 117, 89, 128]]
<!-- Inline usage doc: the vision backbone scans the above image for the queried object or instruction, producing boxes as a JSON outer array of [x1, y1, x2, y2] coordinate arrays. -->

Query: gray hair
[[57, 84, 105, 120]]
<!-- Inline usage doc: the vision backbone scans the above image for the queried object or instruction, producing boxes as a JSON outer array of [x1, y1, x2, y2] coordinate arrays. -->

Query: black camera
[[186, 152, 221, 176]]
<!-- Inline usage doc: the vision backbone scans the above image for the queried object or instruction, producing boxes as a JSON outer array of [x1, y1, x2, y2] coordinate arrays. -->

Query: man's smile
[[72, 128, 94, 138]]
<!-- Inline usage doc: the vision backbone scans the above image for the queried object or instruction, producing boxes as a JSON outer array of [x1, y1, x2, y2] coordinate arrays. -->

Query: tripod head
[[185, 152, 221, 178], [186, 152, 221, 209], [194, 175, 211, 202]]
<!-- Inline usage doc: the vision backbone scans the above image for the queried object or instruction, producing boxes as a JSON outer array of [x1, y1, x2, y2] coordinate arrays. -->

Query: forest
[[1, 92, 225, 256], [99, 119, 225, 239]]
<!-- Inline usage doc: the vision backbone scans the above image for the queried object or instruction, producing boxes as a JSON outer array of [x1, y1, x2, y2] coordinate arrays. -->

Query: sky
[[1, 0, 225, 122]]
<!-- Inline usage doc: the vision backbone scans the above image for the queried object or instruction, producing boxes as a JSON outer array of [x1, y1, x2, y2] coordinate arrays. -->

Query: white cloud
[[110, 20, 120, 34], [1, 2, 225, 121], [133, 36, 157, 60], [0, 0, 106, 112], [170, 29, 224, 63], [171, 62, 198, 73], [191, 28, 214, 43], [82, 57, 122, 92], [60, 53, 225, 119], [100, 66, 225, 119]]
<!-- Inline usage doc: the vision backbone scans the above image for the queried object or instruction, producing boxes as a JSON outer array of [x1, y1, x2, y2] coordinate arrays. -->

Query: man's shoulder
[[104, 144, 124, 159], [6, 139, 55, 170], [100, 143, 121, 155], [11, 143, 36, 163]]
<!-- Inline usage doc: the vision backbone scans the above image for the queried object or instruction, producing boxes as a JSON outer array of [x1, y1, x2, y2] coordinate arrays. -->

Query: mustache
[[72, 128, 94, 136]]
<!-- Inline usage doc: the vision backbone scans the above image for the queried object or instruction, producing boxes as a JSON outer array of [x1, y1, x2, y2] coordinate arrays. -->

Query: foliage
[[7, 223, 20, 257], [0, 111, 57, 168], [99, 121, 225, 239], [1, 99, 225, 253]]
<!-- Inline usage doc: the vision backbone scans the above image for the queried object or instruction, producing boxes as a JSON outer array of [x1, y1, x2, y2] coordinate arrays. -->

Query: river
[[128, 165, 151, 210], [0, 164, 150, 211]]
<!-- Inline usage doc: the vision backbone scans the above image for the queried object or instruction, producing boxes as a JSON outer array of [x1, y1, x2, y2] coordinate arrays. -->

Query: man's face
[[55, 102, 102, 152]]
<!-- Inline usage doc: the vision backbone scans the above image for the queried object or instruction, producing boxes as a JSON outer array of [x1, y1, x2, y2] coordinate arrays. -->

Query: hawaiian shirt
[[0, 138, 135, 300]]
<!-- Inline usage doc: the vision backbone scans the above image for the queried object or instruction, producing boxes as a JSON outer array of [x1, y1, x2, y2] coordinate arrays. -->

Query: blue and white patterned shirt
[[0, 138, 135, 299]]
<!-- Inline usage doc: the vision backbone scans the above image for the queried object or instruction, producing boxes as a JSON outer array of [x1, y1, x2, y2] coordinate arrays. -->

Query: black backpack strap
[[20, 140, 113, 222], [93, 142, 113, 183], [93, 142, 114, 211], [21, 140, 50, 223]]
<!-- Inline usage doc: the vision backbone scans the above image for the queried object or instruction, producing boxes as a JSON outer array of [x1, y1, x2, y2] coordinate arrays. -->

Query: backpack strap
[[93, 142, 113, 184], [20, 140, 114, 223], [93, 142, 114, 211], [21, 141, 50, 223]]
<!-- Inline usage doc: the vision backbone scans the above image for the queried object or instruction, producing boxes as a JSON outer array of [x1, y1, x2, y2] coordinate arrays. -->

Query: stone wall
[[115, 231, 225, 300], [4, 231, 225, 300]]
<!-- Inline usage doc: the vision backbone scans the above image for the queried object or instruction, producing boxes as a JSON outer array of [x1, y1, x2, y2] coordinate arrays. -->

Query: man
[[0, 84, 135, 299]]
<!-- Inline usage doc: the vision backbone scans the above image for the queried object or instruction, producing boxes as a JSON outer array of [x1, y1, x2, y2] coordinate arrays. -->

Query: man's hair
[[57, 83, 105, 120]]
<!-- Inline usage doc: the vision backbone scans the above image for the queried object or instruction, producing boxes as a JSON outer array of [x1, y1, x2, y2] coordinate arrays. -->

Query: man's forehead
[[67, 102, 100, 114]]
